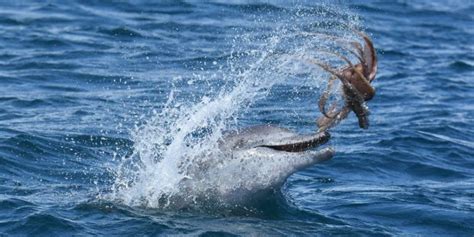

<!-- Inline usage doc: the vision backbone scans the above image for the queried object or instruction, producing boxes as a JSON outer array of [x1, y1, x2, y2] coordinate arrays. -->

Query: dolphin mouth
[[257, 131, 330, 152]]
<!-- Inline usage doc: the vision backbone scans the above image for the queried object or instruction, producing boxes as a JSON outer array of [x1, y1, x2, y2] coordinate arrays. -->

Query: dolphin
[[169, 125, 334, 210]]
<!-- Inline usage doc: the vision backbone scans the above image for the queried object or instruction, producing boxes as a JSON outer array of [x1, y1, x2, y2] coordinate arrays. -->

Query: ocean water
[[0, 1, 473, 236]]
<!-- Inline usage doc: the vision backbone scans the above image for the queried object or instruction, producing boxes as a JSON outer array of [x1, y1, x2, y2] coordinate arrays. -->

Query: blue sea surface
[[0, 1, 473, 236]]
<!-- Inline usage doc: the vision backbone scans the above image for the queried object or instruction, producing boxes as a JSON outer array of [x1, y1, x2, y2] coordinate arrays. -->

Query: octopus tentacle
[[318, 75, 337, 118], [356, 31, 378, 82], [317, 105, 351, 132]]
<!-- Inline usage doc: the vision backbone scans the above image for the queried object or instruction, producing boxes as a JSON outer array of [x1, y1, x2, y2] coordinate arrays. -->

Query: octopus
[[311, 31, 378, 132]]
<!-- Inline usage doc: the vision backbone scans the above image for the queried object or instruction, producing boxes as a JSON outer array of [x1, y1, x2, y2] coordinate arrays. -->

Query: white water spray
[[110, 4, 361, 209]]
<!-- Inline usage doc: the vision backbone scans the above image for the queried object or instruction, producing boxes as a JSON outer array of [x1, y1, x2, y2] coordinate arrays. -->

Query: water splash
[[110, 4, 361, 210]]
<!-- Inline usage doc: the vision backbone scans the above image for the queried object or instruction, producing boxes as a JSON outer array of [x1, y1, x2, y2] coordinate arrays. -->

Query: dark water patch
[[0, 16, 24, 26], [354, 204, 469, 236], [449, 60, 474, 71], [403, 161, 468, 180], [20, 37, 72, 49], [2, 133, 91, 166], [66, 201, 175, 235], [2, 96, 82, 109], [0, 52, 19, 61], [9, 98, 52, 108], [7, 61, 79, 71], [0, 137, 58, 165], [0, 198, 38, 229], [0, 97, 18, 103], [72, 110, 94, 117], [4, 212, 84, 236], [98, 26, 143, 38], [38, 84, 87, 93]]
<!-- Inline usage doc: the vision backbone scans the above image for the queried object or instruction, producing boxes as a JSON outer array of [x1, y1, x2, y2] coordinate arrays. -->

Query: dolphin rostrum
[[170, 125, 334, 210]]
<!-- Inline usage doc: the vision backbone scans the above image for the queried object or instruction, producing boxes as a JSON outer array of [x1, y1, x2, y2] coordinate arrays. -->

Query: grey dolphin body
[[174, 125, 334, 209]]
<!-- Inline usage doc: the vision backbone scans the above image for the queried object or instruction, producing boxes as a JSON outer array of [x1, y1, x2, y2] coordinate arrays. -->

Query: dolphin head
[[174, 125, 334, 209], [214, 125, 333, 191]]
